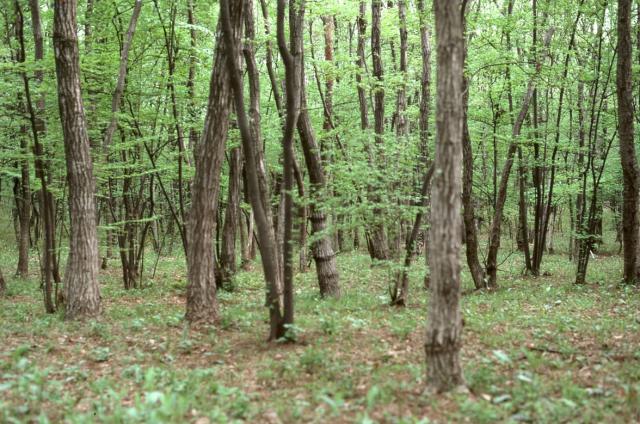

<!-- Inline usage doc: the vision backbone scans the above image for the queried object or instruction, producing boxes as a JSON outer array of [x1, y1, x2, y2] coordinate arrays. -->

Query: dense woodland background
[[1, 0, 640, 422]]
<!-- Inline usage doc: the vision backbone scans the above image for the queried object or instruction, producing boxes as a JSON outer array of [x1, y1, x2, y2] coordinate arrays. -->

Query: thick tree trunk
[[186, 1, 243, 324], [53, 0, 102, 319], [296, 58, 341, 298], [617, 0, 639, 283], [425, 0, 465, 394]]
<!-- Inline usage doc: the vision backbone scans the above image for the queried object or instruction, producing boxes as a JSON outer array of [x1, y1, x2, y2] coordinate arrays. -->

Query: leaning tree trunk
[[185, 0, 243, 324], [616, 0, 639, 283], [425, 0, 465, 394], [222, 0, 285, 340], [485, 28, 554, 288], [53, 0, 101, 319]]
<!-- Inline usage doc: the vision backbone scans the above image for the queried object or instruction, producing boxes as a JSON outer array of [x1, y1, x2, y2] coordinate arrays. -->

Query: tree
[[53, 0, 101, 319], [221, 0, 287, 340], [12, 0, 30, 280], [27, 0, 60, 311], [616, 0, 639, 284], [424, 0, 465, 393], [185, 0, 243, 324]]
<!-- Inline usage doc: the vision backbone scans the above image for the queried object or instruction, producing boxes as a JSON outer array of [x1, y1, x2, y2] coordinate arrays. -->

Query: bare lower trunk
[[218, 147, 241, 289], [222, 0, 284, 340], [617, 0, 639, 283], [0, 268, 5, 296], [53, 0, 101, 319], [186, 2, 243, 324], [425, 0, 465, 394]]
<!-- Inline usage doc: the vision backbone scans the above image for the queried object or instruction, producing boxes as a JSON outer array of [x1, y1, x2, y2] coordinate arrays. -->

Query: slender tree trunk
[[186, 0, 199, 152], [0, 268, 6, 296], [222, 0, 285, 340], [391, 165, 434, 305], [218, 147, 241, 290], [460, 6, 486, 290], [53, 0, 102, 319], [26, 0, 58, 312], [425, 0, 465, 394], [485, 28, 554, 288], [185, 1, 243, 324], [102, 0, 142, 150], [276, 0, 306, 331], [368, 0, 391, 261], [617, 0, 639, 283], [13, 2, 31, 279]]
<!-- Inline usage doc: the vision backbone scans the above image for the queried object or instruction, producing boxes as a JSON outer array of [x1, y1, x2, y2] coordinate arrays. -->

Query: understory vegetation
[[2, 226, 639, 423]]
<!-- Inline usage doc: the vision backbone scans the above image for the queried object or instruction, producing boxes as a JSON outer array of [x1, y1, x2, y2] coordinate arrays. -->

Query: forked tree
[[185, 0, 244, 324]]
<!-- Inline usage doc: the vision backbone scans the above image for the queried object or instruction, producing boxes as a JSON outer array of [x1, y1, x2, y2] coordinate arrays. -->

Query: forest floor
[[1, 246, 640, 423]]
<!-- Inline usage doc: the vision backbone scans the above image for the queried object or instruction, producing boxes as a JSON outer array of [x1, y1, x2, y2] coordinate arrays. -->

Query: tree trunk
[[53, 0, 102, 319], [186, 1, 243, 324], [26, 0, 58, 312], [0, 268, 6, 296], [218, 147, 242, 290], [391, 165, 434, 306], [425, 0, 465, 394], [460, 7, 486, 290], [222, 0, 285, 340], [12, 2, 31, 279], [368, 0, 390, 261], [102, 0, 142, 150], [617, 0, 639, 283], [296, 55, 341, 298], [485, 28, 554, 288]]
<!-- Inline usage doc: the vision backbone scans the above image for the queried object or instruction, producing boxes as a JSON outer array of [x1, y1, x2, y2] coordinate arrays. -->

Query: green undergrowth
[[1, 243, 639, 423]]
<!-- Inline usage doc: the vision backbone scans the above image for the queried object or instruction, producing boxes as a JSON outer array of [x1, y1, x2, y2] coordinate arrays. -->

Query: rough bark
[[369, 0, 390, 261], [221, 0, 285, 340], [460, 5, 486, 290], [13, 2, 31, 279], [27, 0, 58, 312], [53, 0, 102, 319], [425, 0, 465, 393], [296, 47, 341, 298], [276, 0, 306, 332], [617, 0, 639, 283], [185, 0, 243, 324], [218, 147, 242, 290]]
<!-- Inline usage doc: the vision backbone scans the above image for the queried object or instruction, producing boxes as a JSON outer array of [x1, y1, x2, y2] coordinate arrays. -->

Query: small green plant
[[299, 347, 327, 374]]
